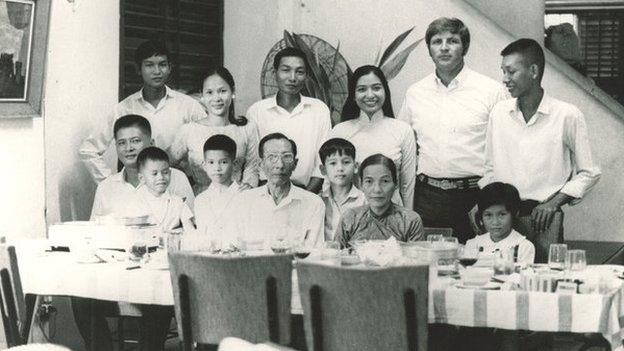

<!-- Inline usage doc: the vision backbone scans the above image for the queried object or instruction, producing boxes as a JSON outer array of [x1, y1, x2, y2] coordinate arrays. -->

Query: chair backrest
[[423, 227, 453, 238], [297, 262, 429, 351], [168, 252, 292, 348], [0, 245, 26, 347]]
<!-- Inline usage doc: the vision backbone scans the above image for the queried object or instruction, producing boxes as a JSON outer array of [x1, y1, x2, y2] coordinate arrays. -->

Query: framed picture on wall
[[0, 0, 34, 101], [0, 0, 49, 118]]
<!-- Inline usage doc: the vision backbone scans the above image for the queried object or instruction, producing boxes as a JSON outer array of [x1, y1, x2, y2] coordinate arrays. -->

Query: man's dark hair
[[501, 38, 546, 82], [272, 47, 310, 72], [137, 146, 169, 170], [113, 114, 151, 139], [258, 132, 297, 158], [360, 153, 397, 184], [425, 17, 471, 55], [318, 138, 356, 165], [134, 39, 170, 68], [203, 134, 237, 159], [476, 182, 521, 223]]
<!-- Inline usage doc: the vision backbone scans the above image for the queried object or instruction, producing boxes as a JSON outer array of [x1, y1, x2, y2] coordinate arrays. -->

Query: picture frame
[[0, 0, 50, 118]]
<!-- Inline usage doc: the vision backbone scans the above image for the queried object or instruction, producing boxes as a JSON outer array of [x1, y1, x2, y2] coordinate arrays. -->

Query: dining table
[[14, 239, 624, 351]]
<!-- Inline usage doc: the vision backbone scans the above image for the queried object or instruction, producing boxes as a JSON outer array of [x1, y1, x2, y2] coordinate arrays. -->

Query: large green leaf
[[380, 37, 423, 80], [378, 27, 415, 67]]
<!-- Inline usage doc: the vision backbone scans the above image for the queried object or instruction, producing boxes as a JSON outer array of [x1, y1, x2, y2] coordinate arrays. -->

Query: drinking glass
[[166, 231, 182, 253], [321, 241, 340, 263], [565, 249, 587, 272], [493, 247, 515, 275], [293, 239, 313, 260], [548, 244, 568, 270], [270, 232, 291, 254], [427, 234, 444, 243]]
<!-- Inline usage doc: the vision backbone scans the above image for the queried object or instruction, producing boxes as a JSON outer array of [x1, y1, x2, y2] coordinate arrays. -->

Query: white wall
[[225, 0, 624, 241], [44, 0, 120, 225], [0, 118, 45, 239]]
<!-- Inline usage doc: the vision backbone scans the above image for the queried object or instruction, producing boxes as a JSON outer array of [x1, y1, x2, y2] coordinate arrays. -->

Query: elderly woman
[[334, 154, 424, 249], [329, 65, 416, 208]]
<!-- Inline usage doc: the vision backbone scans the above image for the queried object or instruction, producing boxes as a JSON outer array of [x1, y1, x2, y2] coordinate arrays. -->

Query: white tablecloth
[[17, 249, 624, 350]]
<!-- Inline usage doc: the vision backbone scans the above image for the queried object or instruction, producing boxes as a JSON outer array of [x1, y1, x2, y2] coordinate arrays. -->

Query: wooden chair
[[297, 262, 429, 351], [423, 227, 453, 238], [0, 245, 27, 348], [168, 253, 293, 350]]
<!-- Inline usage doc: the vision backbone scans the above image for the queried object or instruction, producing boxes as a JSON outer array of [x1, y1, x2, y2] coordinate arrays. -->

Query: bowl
[[460, 267, 493, 287], [116, 215, 150, 226]]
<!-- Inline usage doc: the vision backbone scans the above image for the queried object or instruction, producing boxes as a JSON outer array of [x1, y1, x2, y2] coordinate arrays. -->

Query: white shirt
[[320, 185, 367, 241], [79, 86, 207, 183], [170, 120, 260, 192], [246, 95, 331, 186], [329, 110, 417, 208], [224, 184, 325, 248], [90, 167, 195, 219], [194, 182, 241, 238], [465, 229, 536, 265], [479, 94, 601, 202], [398, 67, 508, 178], [135, 186, 194, 232]]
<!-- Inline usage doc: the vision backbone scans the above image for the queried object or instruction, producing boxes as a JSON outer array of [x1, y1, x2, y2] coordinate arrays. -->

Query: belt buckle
[[440, 179, 453, 190]]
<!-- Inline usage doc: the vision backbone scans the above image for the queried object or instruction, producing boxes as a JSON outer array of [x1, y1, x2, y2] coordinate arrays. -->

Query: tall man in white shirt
[[398, 17, 508, 243], [225, 132, 325, 248], [480, 38, 601, 261], [246, 47, 331, 193], [79, 39, 206, 183]]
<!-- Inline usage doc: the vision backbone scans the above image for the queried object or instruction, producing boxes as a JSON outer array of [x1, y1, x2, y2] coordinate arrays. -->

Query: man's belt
[[417, 174, 480, 190]]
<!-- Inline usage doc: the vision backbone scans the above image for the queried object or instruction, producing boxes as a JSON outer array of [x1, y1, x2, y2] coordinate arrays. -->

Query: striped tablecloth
[[18, 246, 624, 350], [430, 285, 624, 350]]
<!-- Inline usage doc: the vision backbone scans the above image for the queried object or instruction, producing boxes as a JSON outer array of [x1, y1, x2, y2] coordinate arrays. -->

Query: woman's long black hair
[[197, 66, 248, 126], [340, 65, 395, 122]]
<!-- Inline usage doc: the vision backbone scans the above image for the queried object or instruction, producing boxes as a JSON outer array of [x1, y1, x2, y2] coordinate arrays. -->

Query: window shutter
[[120, 0, 224, 99]]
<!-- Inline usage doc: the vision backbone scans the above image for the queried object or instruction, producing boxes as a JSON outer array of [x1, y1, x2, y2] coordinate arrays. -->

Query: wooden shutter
[[120, 0, 223, 99], [577, 11, 624, 103]]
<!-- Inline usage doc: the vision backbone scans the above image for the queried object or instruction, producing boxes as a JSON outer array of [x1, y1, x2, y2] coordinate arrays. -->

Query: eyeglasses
[[264, 153, 295, 164]]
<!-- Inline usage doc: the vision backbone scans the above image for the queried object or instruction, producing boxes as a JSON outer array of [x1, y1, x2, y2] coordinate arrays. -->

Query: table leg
[[89, 299, 96, 351]]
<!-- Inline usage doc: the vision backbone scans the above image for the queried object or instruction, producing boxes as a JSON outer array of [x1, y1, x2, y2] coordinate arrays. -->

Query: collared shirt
[[398, 66, 508, 178], [79, 86, 207, 183], [465, 229, 535, 265], [246, 95, 331, 186], [320, 185, 367, 241], [329, 110, 417, 208], [170, 120, 260, 193], [224, 183, 325, 248], [134, 186, 194, 231], [479, 94, 601, 202], [334, 204, 424, 249], [90, 167, 195, 219], [194, 182, 241, 238]]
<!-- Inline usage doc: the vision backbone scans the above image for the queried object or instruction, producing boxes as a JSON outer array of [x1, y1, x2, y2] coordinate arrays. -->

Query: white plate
[[455, 282, 502, 290]]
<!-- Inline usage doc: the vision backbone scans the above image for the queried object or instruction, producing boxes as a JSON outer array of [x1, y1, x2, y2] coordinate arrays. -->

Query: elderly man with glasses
[[221, 132, 326, 249]]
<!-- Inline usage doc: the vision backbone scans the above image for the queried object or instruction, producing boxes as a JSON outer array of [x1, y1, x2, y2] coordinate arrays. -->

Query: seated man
[[480, 39, 601, 262], [223, 133, 325, 248], [90, 114, 194, 219], [334, 154, 424, 249]]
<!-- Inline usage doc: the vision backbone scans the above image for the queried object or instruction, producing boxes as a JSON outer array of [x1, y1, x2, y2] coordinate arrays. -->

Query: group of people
[[74, 16, 600, 351]]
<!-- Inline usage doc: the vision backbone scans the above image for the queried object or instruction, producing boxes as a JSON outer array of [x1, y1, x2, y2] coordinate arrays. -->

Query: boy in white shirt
[[194, 134, 243, 239], [318, 138, 366, 241], [135, 146, 194, 231], [465, 182, 535, 265]]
